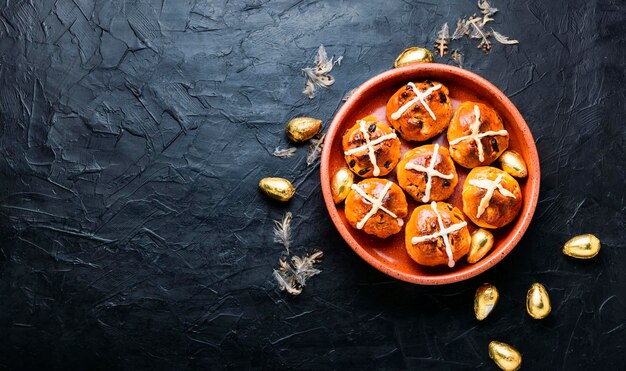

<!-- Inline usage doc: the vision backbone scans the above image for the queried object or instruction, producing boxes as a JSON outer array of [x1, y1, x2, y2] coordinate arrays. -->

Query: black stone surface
[[0, 0, 624, 369]]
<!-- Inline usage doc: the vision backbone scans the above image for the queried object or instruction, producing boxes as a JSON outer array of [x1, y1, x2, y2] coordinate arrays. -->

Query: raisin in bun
[[397, 144, 458, 203], [345, 178, 408, 238], [342, 116, 401, 177], [386, 81, 453, 142], [447, 102, 509, 168], [462, 166, 522, 229], [404, 202, 470, 267]]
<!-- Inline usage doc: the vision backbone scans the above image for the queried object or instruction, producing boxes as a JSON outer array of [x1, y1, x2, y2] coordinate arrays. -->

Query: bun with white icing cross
[[345, 178, 408, 238], [342, 116, 402, 178], [404, 201, 471, 267], [386, 80, 453, 141], [448, 102, 509, 168], [397, 143, 458, 203], [462, 166, 522, 228]]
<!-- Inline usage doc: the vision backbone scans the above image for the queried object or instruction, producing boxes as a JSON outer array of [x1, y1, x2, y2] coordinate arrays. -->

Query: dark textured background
[[0, 0, 624, 369]]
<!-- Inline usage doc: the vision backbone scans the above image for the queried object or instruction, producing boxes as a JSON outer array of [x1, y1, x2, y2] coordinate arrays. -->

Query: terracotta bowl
[[320, 64, 540, 285]]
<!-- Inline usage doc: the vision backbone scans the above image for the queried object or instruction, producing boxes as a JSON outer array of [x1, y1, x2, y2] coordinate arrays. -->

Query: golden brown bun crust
[[462, 167, 523, 228], [345, 179, 408, 238], [405, 202, 470, 266], [386, 81, 453, 141], [397, 144, 458, 202], [342, 116, 402, 177], [447, 102, 509, 168]]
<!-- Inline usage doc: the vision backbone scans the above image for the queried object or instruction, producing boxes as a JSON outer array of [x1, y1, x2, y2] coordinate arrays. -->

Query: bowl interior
[[320, 64, 540, 285]]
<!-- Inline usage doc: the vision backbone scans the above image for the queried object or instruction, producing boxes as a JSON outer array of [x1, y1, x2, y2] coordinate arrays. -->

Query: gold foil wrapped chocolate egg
[[526, 283, 551, 319], [489, 341, 522, 371], [286, 117, 322, 142], [259, 177, 296, 202], [394, 47, 434, 68], [498, 150, 528, 178], [468, 228, 494, 264], [474, 283, 499, 321], [563, 234, 601, 259], [331, 167, 354, 204]]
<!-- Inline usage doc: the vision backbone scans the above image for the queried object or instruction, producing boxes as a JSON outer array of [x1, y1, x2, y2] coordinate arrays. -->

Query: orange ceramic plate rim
[[320, 63, 540, 285]]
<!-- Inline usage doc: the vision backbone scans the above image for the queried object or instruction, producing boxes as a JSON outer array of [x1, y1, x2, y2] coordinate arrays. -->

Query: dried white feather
[[306, 133, 325, 166], [314, 44, 329, 67], [273, 250, 323, 296], [452, 18, 470, 39], [478, 0, 498, 16], [481, 14, 495, 26], [491, 30, 519, 44], [273, 212, 293, 254], [437, 22, 450, 39], [302, 44, 342, 99], [303, 79, 316, 99], [302, 66, 318, 80], [273, 267, 301, 295], [315, 74, 335, 87], [272, 147, 297, 158], [467, 16, 493, 52], [451, 49, 464, 68], [291, 250, 323, 282], [469, 16, 484, 39], [434, 22, 450, 56]]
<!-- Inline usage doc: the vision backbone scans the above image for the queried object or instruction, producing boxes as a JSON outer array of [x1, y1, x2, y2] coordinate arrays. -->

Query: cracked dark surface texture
[[0, 0, 624, 369]]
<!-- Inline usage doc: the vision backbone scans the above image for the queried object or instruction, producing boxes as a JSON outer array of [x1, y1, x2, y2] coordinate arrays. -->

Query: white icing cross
[[350, 181, 404, 229], [468, 174, 516, 218], [411, 202, 467, 268], [343, 120, 398, 176], [448, 105, 508, 162], [404, 143, 454, 203], [391, 82, 442, 121]]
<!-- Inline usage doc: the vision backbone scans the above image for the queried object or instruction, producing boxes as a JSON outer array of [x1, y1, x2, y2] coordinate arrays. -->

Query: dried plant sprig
[[306, 133, 326, 166], [272, 147, 297, 158], [302, 45, 342, 99], [273, 249, 324, 296], [434, 22, 450, 57], [451, 49, 464, 68], [452, 18, 470, 40], [273, 212, 293, 254], [491, 30, 519, 45]]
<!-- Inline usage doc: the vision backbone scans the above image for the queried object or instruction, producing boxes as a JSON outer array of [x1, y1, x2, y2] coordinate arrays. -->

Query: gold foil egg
[[498, 150, 528, 178], [489, 341, 522, 371], [331, 167, 354, 204], [394, 47, 434, 68], [526, 282, 551, 319], [563, 234, 601, 259], [286, 117, 322, 142], [259, 177, 296, 202], [474, 283, 499, 321], [468, 228, 494, 264]]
